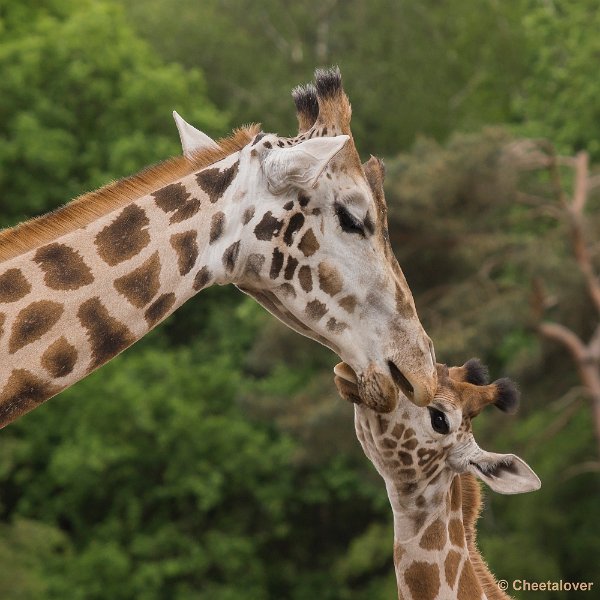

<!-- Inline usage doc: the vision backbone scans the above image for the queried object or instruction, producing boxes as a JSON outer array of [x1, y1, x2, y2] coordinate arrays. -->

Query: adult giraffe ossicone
[[334, 360, 540, 600], [0, 67, 436, 428]]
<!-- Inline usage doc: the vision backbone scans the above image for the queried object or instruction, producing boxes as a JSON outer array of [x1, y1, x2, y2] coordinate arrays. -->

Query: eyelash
[[335, 204, 365, 237]]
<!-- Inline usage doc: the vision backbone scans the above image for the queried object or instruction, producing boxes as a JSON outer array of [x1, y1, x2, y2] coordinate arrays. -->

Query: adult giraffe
[[335, 359, 540, 600], [0, 68, 436, 427]]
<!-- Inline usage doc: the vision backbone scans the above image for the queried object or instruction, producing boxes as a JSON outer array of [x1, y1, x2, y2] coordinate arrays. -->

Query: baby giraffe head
[[334, 359, 540, 509]]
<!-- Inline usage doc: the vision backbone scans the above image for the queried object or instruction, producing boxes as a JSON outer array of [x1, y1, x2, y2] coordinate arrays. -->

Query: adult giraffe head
[[177, 68, 437, 411]]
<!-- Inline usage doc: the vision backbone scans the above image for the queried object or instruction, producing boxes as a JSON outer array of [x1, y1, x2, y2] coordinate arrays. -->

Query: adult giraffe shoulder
[[0, 67, 436, 428], [335, 359, 540, 600]]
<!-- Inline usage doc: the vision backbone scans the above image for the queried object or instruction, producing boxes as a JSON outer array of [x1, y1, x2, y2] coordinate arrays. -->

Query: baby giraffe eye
[[428, 407, 450, 435], [335, 203, 365, 237]]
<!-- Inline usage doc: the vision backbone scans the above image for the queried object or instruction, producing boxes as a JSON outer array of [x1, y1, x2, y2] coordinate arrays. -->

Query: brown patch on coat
[[277, 283, 296, 298], [244, 254, 265, 280], [34, 243, 94, 291], [0, 269, 31, 302], [41, 337, 78, 378], [449, 518, 465, 547], [196, 159, 240, 203], [209, 211, 226, 244], [144, 292, 176, 327], [0, 313, 5, 339], [398, 451, 413, 465], [298, 265, 312, 292], [419, 518, 447, 551], [95, 204, 151, 266], [254, 211, 283, 241], [0, 125, 259, 263], [445, 549, 462, 588], [270, 248, 284, 279], [113, 251, 161, 308], [402, 438, 418, 451], [170, 231, 198, 276], [338, 294, 356, 314], [152, 182, 201, 223], [77, 297, 135, 369], [193, 266, 212, 291], [327, 317, 347, 334], [318, 262, 343, 296], [391, 423, 405, 439], [404, 561, 441, 600], [9, 300, 64, 354], [457, 561, 482, 599], [283, 213, 305, 245], [0, 369, 60, 428], [305, 299, 327, 321], [242, 206, 255, 225], [222, 241, 240, 273], [395, 284, 416, 320], [284, 256, 298, 280], [298, 228, 319, 256]]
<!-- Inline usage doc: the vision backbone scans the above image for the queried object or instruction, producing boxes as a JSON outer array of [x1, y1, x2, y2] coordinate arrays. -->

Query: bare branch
[[572, 151, 589, 214], [538, 321, 587, 363]]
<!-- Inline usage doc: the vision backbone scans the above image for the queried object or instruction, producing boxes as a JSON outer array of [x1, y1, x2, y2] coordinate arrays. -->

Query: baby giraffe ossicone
[[334, 359, 540, 600]]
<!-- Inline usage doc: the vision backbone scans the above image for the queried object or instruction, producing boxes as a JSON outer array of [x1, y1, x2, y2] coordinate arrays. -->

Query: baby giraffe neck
[[390, 475, 488, 600]]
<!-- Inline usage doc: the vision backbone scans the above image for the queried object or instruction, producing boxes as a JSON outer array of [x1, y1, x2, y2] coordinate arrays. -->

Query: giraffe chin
[[334, 362, 398, 413]]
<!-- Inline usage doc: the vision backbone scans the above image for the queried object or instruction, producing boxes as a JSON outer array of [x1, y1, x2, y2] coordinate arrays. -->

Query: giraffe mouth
[[333, 362, 361, 404]]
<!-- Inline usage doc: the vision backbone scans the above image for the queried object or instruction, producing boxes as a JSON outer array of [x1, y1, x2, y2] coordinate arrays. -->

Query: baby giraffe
[[334, 359, 540, 600]]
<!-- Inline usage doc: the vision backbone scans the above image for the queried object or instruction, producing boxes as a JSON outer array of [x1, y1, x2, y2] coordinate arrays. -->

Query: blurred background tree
[[0, 0, 598, 598]]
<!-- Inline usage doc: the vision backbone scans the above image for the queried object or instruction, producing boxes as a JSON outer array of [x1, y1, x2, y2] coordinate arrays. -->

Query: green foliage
[[0, 0, 225, 226]]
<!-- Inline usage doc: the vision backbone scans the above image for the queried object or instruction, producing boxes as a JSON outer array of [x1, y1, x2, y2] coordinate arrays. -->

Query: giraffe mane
[[0, 124, 261, 262], [460, 473, 511, 600]]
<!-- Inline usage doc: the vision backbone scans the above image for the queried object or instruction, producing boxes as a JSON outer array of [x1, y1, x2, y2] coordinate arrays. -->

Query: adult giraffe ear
[[173, 111, 220, 157], [262, 135, 350, 194], [466, 448, 541, 494]]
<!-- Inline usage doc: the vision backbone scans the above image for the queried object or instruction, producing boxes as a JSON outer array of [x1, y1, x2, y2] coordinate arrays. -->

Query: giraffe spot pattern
[[419, 518, 447, 551], [41, 337, 78, 378], [196, 159, 239, 203], [326, 317, 347, 335], [193, 267, 212, 291], [244, 254, 265, 280], [277, 283, 296, 298], [9, 300, 64, 354], [305, 299, 327, 321], [402, 438, 418, 451], [210, 211, 226, 244], [170, 231, 198, 276], [242, 206, 255, 225], [0, 369, 60, 427], [254, 211, 283, 241], [398, 451, 413, 465], [222, 241, 240, 273], [445, 550, 462, 588], [0, 269, 31, 303], [0, 313, 4, 339], [391, 423, 405, 439], [144, 293, 176, 327], [95, 204, 150, 266], [298, 266, 312, 292], [298, 229, 319, 256], [457, 561, 482, 599], [77, 297, 135, 369], [113, 251, 161, 308], [298, 193, 311, 207], [450, 478, 462, 511], [270, 248, 284, 279], [283, 213, 305, 245], [448, 518, 465, 547], [283, 200, 294, 210], [404, 561, 440, 600], [284, 256, 298, 280], [318, 262, 344, 296], [338, 294, 357, 314], [152, 182, 201, 224], [34, 243, 93, 291]]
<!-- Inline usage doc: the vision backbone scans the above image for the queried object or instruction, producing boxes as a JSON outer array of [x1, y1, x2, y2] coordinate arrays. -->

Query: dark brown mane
[[0, 124, 261, 263]]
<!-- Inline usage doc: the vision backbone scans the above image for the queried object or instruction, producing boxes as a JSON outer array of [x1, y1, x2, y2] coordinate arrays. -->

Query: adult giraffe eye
[[428, 407, 450, 435], [335, 203, 365, 237]]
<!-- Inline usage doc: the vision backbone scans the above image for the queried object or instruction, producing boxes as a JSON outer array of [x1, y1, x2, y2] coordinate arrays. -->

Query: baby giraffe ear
[[262, 135, 350, 194], [467, 450, 541, 494], [173, 111, 220, 157]]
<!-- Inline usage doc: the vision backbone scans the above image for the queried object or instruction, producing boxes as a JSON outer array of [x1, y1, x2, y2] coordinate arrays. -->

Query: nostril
[[387, 360, 414, 398]]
